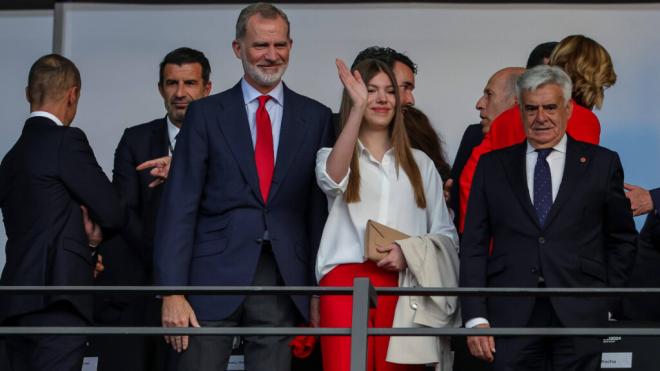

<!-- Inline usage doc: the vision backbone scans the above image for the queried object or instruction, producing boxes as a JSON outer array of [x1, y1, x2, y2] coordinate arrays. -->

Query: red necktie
[[255, 95, 274, 203]]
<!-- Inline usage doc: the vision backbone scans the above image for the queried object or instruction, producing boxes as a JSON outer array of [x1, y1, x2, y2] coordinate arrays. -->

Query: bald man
[[476, 67, 526, 134], [449, 67, 524, 223]]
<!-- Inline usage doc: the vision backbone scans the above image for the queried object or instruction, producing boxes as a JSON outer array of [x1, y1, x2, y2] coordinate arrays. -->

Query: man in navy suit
[[93, 48, 212, 371], [0, 54, 124, 371], [459, 65, 637, 371], [153, 3, 332, 371]]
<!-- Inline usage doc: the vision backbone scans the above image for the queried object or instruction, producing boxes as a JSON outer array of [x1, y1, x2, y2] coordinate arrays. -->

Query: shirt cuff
[[315, 148, 350, 195], [465, 317, 490, 328]]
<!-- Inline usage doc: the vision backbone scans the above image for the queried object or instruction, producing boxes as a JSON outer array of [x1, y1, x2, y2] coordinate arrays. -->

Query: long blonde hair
[[549, 35, 616, 110], [338, 59, 426, 208]]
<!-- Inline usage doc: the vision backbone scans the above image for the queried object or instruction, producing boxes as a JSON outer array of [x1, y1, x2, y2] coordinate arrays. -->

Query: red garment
[[458, 102, 600, 233], [289, 325, 317, 359], [255, 95, 274, 202], [319, 262, 424, 371]]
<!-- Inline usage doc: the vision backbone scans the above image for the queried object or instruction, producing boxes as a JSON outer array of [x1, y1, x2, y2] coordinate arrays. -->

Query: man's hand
[[376, 243, 407, 272], [624, 183, 654, 216], [443, 178, 454, 203], [81, 205, 103, 247], [309, 296, 320, 328], [467, 323, 496, 363], [162, 295, 200, 352], [136, 156, 172, 188]]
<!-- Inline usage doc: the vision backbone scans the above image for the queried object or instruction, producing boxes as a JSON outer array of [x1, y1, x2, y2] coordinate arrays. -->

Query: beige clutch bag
[[364, 219, 409, 262]]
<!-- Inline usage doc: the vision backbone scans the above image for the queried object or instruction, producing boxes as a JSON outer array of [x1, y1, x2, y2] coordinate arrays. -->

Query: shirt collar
[[240, 78, 284, 107], [166, 115, 180, 147], [30, 111, 64, 126], [526, 133, 567, 154], [357, 139, 395, 159]]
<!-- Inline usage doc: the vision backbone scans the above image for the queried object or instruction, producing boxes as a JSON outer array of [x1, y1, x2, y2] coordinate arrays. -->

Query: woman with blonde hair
[[549, 34, 617, 110], [314, 58, 458, 371]]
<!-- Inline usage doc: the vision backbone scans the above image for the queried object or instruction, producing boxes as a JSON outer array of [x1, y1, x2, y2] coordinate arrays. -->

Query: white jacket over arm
[[387, 234, 460, 370]]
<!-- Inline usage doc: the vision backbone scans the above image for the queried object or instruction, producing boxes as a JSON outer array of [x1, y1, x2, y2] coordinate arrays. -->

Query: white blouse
[[315, 142, 459, 281]]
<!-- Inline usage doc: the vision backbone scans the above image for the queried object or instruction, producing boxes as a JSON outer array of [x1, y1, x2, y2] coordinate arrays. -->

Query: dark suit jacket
[[111, 118, 169, 275], [94, 118, 169, 319], [450, 123, 483, 224], [0, 116, 124, 322], [644, 188, 660, 248], [460, 136, 637, 328], [154, 81, 333, 321], [621, 188, 660, 321]]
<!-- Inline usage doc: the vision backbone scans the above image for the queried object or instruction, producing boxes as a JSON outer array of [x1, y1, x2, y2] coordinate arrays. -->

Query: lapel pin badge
[[579, 156, 587, 164]]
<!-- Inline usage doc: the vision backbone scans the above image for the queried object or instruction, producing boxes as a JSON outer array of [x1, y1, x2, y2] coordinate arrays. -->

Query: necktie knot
[[536, 148, 552, 161], [258, 95, 271, 108]]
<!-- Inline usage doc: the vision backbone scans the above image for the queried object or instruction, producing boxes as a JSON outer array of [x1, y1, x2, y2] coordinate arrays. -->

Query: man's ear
[[158, 82, 165, 99], [68, 86, 80, 105], [232, 40, 242, 59], [25, 86, 32, 104], [565, 99, 574, 120]]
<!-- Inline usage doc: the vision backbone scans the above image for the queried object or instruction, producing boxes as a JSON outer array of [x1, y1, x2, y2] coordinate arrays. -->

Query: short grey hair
[[235, 3, 290, 40], [516, 65, 573, 105]]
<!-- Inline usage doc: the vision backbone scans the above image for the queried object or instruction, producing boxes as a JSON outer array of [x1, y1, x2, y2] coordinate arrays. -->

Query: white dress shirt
[[166, 116, 180, 155], [314, 142, 459, 282], [241, 78, 284, 161], [525, 134, 567, 204], [30, 111, 64, 126], [465, 134, 568, 329]]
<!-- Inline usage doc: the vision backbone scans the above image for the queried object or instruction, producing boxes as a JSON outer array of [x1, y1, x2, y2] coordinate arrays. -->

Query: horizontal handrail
[[1, 286, 660, 296], [3, 279, 660, 371], [1, 326, 659, 336]]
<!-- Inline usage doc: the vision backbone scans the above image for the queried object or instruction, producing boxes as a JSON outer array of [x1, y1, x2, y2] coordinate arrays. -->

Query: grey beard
[[242, 59, 287, 87]]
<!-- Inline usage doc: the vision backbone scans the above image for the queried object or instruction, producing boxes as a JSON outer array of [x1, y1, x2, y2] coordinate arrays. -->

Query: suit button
[[256, 238, 263, 244], [531, 267, 538, 274], [538, 236, 546, 244]]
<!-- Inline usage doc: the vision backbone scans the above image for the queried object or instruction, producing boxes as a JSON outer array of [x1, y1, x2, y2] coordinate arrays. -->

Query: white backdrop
[[1, 3, 659, 271]]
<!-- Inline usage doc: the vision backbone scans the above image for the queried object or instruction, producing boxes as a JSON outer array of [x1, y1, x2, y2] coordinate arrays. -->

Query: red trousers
[[319, 261, 425, 371]]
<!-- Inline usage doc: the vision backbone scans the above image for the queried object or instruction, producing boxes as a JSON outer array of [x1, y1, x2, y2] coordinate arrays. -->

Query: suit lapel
[[543, 136, 592, 229], [502, 142, 541, 229], [217, 82, 263, 204], [268, 84, 311, 203], [151, 117, 169, 159]]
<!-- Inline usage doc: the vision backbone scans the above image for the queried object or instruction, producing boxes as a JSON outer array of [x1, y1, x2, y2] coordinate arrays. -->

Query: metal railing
[[3, 279, 660, 371]]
